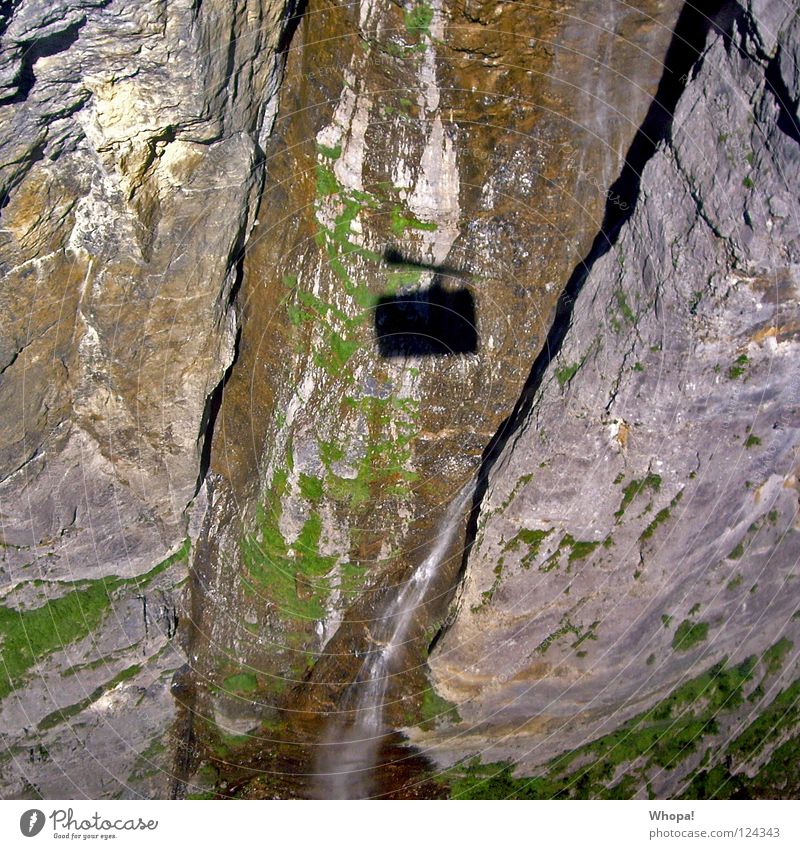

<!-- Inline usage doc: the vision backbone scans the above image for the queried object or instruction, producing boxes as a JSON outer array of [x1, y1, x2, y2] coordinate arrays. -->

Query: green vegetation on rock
[[37, 664, 142, 731], [503, 527, 552, 569], [389, 204, 437, 236], [555, 361, 581, 386], [223, 672, 259, 694], [404, 3, 434, 37], [615, 288, 635, 324], [443, 657, 757, 798], [298, 472, 324, 504], [728, 353, 749, 379], [568, 539, 602, 562], [671, 619, 710, 652], [0, 539, 189, 700], [683, 668, 800, 799], [242, 470, 336, 621], [640, 490, 684, 541], [615, 473, 662, 519], [762, 638, 793, 677], [419, 686, 461, 730]]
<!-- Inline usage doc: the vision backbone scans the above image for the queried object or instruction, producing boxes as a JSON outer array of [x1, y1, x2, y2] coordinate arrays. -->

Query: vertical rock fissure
[[192, 1, 309, 496], [174, 0, 311, 796], [765, 49, 800, 146], [195, 325, 241, 494]]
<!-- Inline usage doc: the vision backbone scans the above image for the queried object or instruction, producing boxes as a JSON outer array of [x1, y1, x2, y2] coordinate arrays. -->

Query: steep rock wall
[[426, 0, 800, 799], [0, 0, 295, 798], [184, 0, 686, 794]]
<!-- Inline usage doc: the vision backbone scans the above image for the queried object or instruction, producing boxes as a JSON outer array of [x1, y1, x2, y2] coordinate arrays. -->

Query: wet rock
[[189, 0, 681, 740]]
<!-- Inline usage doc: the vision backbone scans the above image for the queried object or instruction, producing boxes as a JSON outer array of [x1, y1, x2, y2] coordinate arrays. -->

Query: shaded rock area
[[0, 0, 297, 797], [422, 0, 800, 799]]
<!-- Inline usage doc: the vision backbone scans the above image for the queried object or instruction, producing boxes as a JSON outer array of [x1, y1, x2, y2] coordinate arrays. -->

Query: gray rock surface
[[1, 0, 798, 800], [0, 0, 293, 797], [426, 0, 800, 793]]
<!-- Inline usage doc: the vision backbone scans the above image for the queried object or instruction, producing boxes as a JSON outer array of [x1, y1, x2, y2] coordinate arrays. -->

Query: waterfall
[[312, 481, 474, 798]]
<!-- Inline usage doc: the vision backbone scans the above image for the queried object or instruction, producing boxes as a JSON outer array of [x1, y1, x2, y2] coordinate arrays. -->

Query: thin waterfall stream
[[312, 481, 475, 798]]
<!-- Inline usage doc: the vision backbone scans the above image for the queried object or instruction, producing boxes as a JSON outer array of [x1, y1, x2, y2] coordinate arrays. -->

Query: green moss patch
[[728, 353, 749, 379], [443, 657, 756, 798], [0, 540, 189, 700], [298, 473, 324, 503], [37, 664, 141, 731], [555, 361, 581, 386], [419, 686, 460, 730], [640, 490, 683, 541], [503, 528, 552, 569], [389, 204, 437, 235], [568, 539, 601, 563], [762, 638, 793, 677], [223, 672, 259, 694], [404, 3, 434, 37], [615, 288, 635, 324], [615, 473, 662, 519], [671, 619, 710, 652]]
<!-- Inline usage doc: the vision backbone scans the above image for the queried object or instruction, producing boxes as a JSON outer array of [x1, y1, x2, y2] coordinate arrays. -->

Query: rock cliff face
[[425, 0, 800, 798], [1, 0, 797, 800], [180, 0, 686, 793], [0, 0, 295, 797]]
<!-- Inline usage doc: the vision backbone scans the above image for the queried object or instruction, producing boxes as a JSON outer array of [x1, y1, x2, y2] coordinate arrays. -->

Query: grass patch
[[503, 528, 552, 569], [555, 361, 581, 386], [728, 541, 745, 560], [762, 638, 793, 677], [443, 657, 755, 798], [728, 353, 749, 379], [404, 2, 434, 37], [615, 289, 635, 324], [0, 540, 189, 700], [727, 573, 743, 591], [536, 615, 583, 654], [223, 672, 259, 694], [389, 205, 437, 235], [728, 677, 800, 762], [315, 164, 339, 196], [639, 490, 683, 541], [316, 141, 341, 160], [37, 665, 141, 731], [497, 473, 533, 513], [324, 395, 419, 510], [672, 619, 709, 652], [241, 471, 336, 621], [568, 540, 601, 563], [615, 473, 662, 519], [298, 473, 324, 503], [419, 686, 460, 729]]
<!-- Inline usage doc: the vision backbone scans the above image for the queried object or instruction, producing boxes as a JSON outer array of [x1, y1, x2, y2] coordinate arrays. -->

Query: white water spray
[[313, 481, 474, 798]]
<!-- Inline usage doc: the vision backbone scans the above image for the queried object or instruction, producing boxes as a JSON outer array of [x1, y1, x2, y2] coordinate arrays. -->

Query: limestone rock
[[0, 0, 294, 797], [428, 0, 800, 795]]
